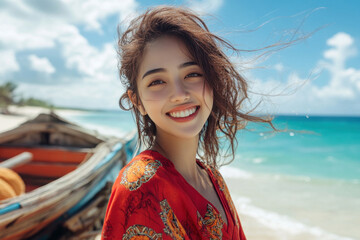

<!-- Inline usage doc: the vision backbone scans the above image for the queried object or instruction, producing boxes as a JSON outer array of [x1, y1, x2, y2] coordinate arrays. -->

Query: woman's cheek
[[140, 87, 169, 101]]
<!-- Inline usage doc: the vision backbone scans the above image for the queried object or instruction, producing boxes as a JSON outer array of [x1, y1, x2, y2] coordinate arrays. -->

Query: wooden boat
[[0, 112, 136, 240]]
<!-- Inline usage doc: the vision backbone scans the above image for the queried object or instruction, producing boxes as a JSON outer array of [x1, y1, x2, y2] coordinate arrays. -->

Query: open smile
[[166, 106, 200, 122]]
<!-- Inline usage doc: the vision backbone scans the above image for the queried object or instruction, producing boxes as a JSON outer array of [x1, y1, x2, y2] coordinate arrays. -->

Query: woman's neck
[[152, 130, 200, 184]]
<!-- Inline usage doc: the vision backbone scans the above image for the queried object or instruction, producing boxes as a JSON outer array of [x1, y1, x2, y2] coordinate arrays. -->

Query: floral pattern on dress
[[120, 159, 162, 191], [209, 166, 239, 227], [159, 199, 187, 240], [122, 225, 162, 240], [197, 204, 223, 240]]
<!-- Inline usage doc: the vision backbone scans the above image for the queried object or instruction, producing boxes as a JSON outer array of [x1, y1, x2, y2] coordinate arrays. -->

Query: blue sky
[[1, 0, 359, 115]]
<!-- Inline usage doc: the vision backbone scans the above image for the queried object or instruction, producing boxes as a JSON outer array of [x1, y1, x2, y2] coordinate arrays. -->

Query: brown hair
[[118, 6, 274, 168]]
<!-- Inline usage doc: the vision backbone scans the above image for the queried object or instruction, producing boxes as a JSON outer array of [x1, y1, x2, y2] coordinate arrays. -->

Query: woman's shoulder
[[103, 151, 177, 240], [113, 150, 171, 193]]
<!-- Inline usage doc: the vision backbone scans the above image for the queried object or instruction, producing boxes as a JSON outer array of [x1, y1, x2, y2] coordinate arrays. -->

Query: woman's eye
[[185, 73, 203, 78], [148, 80, 165, 87]]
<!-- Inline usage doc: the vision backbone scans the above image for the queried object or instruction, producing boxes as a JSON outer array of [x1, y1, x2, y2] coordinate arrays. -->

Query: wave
[[219, 165, 253, 179], [223, 162, 360, 185], [272, 173, 360, 185]]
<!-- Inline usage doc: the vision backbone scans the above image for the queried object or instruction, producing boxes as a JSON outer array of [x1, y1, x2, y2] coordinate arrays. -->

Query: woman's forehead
[[141, 36, 193, 69], [147, 35, 181, 48]]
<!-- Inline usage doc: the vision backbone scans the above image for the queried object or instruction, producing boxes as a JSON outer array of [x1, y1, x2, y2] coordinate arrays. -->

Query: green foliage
[[0, 81, 53, 113], [19, 97, 53, 108], [0, 82, 17, 108]]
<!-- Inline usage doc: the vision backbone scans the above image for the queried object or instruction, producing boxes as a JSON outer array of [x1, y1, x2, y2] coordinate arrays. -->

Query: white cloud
[[274, 63, 284, 72], [57, 26, 117, 80], [0, 0, 138, 65], [0, 0, 138, 54], [28, 55, 56, 74], [323, 32, 356, 68], [327, 32, 354, 48], [186, 0, 223, 14], [0, 50, 20, 76], [0, 8, 57, 50], [60, 0, 139, 31], [249, 32, 360, 115], [0, 0, 138, 107], [17, 79, 124, 109], [314, 32, 359, 100]]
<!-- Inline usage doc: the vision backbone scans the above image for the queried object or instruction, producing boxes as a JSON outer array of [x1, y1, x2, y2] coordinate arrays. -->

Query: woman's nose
[[169, 80, 190, 103]]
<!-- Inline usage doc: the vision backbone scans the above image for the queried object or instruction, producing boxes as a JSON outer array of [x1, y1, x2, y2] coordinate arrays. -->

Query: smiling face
[[133, 36, 213, 140]]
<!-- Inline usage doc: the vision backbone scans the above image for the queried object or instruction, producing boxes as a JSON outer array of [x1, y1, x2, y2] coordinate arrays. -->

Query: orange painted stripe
[[0, 147, 90, 164], [14, 163, 77, 178]]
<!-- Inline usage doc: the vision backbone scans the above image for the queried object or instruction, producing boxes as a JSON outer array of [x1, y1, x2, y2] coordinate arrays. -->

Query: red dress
[[101, 150, 247, 240]]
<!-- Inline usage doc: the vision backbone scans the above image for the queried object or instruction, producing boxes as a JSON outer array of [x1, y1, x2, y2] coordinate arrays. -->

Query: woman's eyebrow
[[142, 61, 198, 79], [142, 68, 165, 79], [179, 61, 197, 68]]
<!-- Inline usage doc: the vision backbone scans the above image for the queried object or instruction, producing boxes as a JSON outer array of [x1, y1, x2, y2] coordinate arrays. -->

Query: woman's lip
[[167, 106, 200, 122], [166, 104, 199, 114]]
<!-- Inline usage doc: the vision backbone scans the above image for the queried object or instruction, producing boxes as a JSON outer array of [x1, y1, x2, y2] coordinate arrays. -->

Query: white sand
[[0, 105, 86, 133]]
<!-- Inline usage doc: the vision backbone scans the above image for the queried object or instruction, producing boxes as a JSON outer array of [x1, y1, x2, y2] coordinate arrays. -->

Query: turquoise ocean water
[[235, 116, 360, 181], [63, 110, 360, 240]]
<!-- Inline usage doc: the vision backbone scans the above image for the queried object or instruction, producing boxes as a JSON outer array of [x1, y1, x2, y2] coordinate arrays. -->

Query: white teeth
[[169, 107, 196, 118]]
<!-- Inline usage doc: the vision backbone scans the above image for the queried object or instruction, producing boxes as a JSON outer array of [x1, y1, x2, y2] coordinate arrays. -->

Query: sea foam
[[219, 165, 252, 179]]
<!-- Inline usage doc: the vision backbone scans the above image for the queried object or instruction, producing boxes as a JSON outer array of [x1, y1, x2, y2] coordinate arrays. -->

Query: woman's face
[[134, 36, 213, 139]]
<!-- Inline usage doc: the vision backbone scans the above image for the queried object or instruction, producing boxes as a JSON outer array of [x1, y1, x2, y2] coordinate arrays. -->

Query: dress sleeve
[[101, 182, 165, 240]]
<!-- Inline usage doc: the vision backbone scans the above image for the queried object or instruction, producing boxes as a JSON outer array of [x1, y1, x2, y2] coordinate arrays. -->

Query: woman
[[102, 6, 272, 239]]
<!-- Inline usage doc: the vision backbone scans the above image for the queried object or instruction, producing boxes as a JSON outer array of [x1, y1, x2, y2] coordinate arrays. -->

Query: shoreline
[[0, 105, 88, 133]]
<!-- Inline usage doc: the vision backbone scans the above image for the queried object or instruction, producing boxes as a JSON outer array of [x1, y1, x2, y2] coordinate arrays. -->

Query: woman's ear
[[127, 90, 147, 116]]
